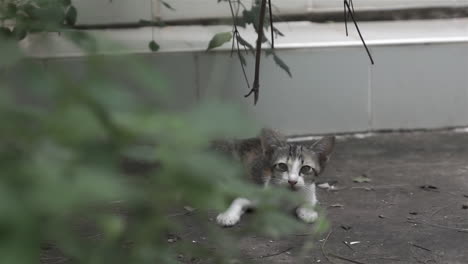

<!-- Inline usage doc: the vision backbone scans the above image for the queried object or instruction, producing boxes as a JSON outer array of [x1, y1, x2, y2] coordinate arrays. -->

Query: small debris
[[353, 175, 371, 183], [343, 241, 354, 251], [409, 211, 418, 215], [329, 203, 344, 208], [341, 225, 352, 231], [378, 215, 386, 219], [317, 181, 339, 191], [167, 234, 180, 243], [419, 185, 438, 192], [462, 203, 468, 210], [184, 206, 196, 213], [349, 241, 361, 245], [463, 194, 468, 198], [318, 183, 331, 189]]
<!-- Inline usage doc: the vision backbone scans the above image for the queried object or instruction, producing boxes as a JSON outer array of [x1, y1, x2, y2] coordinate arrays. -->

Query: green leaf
[[272, 53, 292, 78], [206, 32, 232, 51], [160, 0, 175, 11], [65, 6, 77, 26], [149, 40, 160, 52], [353, 175, 371, 183]]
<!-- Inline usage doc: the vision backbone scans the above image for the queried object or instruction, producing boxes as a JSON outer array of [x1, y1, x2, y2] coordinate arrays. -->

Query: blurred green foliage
[[0, 22, 326, 264], [0, 0, 76, 41]]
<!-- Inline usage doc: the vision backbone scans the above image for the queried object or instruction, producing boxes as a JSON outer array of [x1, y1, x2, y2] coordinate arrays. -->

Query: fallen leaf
[[341, 225, 352, 231], [353, 175, 371, 183], [419, 185, 439, 191]]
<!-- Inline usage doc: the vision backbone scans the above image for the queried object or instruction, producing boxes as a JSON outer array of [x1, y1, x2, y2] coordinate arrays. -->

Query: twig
[[244, 0, 268, 104], [253, 247, 293, 259], [343, 0, 374, 65], [329, 253, 368, 264], [409, 242, 432, 252], [343, 241, 355, 251], [268, 0, 274, 48], [321, 230, 336, 264], [407, 219, 468, 233]]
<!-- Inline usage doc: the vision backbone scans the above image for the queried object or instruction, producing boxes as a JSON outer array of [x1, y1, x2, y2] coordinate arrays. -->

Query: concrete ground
[[41, 130, 468, 264], [180, 130, 468, 264]]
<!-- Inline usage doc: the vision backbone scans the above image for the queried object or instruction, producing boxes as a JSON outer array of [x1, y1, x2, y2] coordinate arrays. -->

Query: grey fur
[[214, 128, 335, 226]]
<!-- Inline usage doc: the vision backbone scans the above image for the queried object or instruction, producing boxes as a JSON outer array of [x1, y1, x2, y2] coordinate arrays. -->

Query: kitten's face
[[260, 129, 335, 191], [269, 144, 320, 190]]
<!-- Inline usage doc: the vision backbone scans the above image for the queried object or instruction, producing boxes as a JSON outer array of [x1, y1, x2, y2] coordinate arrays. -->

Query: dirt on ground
[[178, 130, 468, 264], [42, 130, 468, 264]]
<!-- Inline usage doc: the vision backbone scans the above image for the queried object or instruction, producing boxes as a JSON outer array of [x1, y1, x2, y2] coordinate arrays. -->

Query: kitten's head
[[260, 128, 335, 190]]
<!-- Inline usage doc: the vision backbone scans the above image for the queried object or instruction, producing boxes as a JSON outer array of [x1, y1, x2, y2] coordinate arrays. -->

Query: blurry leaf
[[206, 32, 232, 51], [64, 30, 97, 52], [236, 34, 255, 53], [22, 4, 38, 19], [61, 0, 72, 7], [272, 53, 292, 78], [273, 26, 284, 37], [12, 26, 27, 41], [6, 3, 17, 16], [238, 51, 246, 66], [313, 213, 330, 234], [161, 0, 176, 10], [149, 40, 160, 52], [65, 6, 77, 26], [0, 27, 13, 39]]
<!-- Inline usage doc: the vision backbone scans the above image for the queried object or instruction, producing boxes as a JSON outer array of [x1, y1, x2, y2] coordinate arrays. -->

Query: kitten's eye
[[300, 165, 312, 174], [276, 163, 288, 172]]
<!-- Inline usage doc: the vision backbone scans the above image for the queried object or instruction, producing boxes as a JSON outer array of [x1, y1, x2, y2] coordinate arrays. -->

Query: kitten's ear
[[311, 136, 335, 167], [260, 128, 286, 153]]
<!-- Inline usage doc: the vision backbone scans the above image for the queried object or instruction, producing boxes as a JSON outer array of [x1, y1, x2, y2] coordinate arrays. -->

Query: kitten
[[214, 128, 335, 227]]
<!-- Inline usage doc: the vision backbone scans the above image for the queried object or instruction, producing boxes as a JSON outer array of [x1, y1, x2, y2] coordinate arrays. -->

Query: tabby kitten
[[215, 128, 335, 227]]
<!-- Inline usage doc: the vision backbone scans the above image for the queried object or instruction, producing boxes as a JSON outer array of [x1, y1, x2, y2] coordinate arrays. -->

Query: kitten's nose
[[288, 180, 297, 186]]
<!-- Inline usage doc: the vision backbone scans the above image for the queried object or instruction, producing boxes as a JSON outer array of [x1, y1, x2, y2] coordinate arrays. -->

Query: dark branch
[[228, 0, 250, 88], [344, 0, 374, 65], [268, 0, 274, 48], [244, 0, 268, 104]]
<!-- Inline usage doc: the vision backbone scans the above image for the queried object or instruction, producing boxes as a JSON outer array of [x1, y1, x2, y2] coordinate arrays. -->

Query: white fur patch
[[216, 198, 251, 227], [296, 207, 318, 223]]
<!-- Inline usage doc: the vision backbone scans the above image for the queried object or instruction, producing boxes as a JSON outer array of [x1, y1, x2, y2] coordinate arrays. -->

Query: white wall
[[20, 18, 468, 135], [73, 0, 468, 25]]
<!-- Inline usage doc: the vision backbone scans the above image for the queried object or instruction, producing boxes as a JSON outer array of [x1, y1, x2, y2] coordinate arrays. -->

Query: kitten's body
[[214, 129, 335, 227]]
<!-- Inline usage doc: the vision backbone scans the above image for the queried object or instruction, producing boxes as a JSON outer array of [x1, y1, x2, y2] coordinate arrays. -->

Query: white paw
[[216, 211, 241, 227], [296, 207, 318, 223]]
